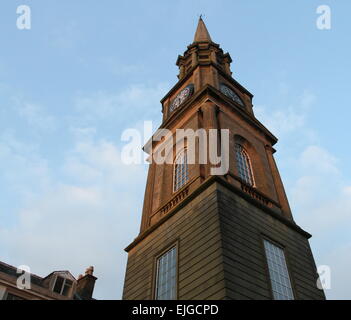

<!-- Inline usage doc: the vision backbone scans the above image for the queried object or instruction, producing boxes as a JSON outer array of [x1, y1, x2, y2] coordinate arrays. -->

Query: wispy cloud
[[97, 57, 146, 76], [50, 21, 80, 50], [318, 243, 351, 300], [255, 90, 316, 137], [298, 145, 339, 175], [74, 83, 169, 122], [0, 80, 171, 299], [0, 132, 50, 199], [0, 131, 147, 299], [14, 100, 57, 132], [255, 86, 350, 299], [291, 145, 351, 233]]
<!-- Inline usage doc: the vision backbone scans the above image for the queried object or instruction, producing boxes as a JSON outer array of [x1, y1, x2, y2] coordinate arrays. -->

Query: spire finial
[[193, 16, 212, 43]]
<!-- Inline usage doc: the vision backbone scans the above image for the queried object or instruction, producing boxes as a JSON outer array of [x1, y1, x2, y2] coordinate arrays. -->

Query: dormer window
[[53, 276, 73, 296]]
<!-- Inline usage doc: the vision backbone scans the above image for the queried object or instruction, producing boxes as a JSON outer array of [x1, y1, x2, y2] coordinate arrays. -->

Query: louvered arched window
[[173, 149, 189, 192], [235, 143, 255, 186]]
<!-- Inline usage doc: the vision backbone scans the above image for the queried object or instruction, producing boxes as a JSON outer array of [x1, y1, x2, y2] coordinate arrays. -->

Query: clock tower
[[122, 18, 326, 300]]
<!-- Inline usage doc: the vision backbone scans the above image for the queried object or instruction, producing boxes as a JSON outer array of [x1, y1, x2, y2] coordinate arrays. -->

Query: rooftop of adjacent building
[[0, 260, 97, 300]]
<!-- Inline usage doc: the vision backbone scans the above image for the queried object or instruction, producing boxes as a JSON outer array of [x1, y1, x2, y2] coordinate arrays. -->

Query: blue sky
[[0, 1, 350, 299]]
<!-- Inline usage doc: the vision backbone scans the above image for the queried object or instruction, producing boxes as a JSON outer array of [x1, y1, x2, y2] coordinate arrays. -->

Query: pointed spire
[[193, 16, 212, 43]]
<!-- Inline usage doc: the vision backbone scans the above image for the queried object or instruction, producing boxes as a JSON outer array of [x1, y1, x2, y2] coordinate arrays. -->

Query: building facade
[[122, 18, 326, 300], [0, 261, 97, 300]]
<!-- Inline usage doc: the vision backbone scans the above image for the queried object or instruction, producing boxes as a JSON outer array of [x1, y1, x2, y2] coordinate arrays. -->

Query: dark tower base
[[123, 177, 325, 300]]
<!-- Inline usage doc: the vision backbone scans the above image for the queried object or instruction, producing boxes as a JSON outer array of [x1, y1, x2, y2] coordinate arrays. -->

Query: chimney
[[76, 266, 97, 300]]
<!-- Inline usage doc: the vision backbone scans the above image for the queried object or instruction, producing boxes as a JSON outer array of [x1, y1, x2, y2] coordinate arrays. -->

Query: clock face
[[220, 84, 244, 107], [169, 84, 194, 113]]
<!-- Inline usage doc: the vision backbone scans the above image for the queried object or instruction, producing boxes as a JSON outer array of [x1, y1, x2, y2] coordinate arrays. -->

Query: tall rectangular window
[[155, 247, 177, 300], [264, 240, 294, 300]]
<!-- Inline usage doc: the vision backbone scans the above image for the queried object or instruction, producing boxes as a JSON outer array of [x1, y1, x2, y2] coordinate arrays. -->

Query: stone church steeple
[[193, 16, 212, 42], [175, 18, 233, 84], [122, 18, 325, 301]]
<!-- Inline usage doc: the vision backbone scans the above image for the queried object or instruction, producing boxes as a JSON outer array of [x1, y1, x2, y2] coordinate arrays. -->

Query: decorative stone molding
[[240, 182, 273, 208], [160, 187, 190, 215]]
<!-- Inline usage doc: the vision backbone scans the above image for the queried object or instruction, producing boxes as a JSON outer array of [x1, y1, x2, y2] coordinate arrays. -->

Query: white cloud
[[69, 127, 97, 140], [293, 180, 351, 234], [256, 87, 350, 299], [0, 132, 50, 199], [97, 57, 146, 76], [74, 83, 169, 122], [343, 186, 351, 196], [255, 90, 316, 137], [50, 21, 80, 50], [0, 81, 169, 299], [287, 144, 351, 299], [0, 131, 147, 299], [319, 244, 351, 300], [12, 98, 57, 132], [298, 146, 339, 175], [290, 145, 350, 233]]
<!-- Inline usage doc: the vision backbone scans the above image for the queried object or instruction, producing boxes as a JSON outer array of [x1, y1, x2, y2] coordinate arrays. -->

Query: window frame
[[235, 143, 255, 187], [261, 236, 296, 300], [52, 275, 73, 296], [173, 148, 189, 193], [153, 242, 179, 300], [5, 292, 26, 300]]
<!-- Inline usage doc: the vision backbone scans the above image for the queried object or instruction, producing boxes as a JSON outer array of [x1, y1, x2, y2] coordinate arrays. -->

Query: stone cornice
[[162, 84, 277, 144], [125, 176, 311, 252], [144, 84, 277, 155], [160, 60, 253, 105]]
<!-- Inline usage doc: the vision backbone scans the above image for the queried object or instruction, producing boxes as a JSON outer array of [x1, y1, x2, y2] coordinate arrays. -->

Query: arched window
[[235, 143, 255, 186], [173, 149, 189, 192]]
